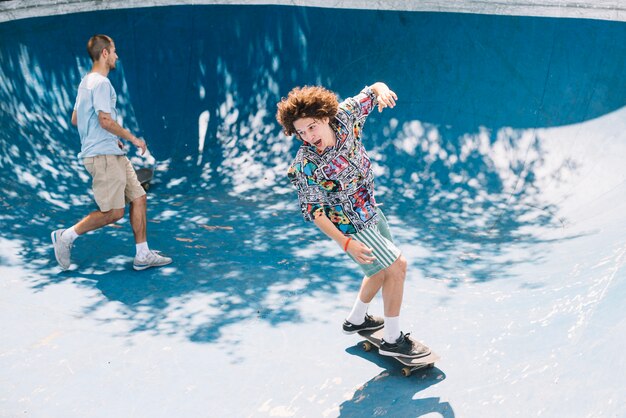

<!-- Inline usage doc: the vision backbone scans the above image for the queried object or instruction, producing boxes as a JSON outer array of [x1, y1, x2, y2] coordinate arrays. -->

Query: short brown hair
[[87, 34, 113, 62], [276, 86, 339, 136]]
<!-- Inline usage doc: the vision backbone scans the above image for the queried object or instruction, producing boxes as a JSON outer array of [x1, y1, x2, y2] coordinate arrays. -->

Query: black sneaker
[[379, 332, 431, 358], [342, 314, 384, 334]]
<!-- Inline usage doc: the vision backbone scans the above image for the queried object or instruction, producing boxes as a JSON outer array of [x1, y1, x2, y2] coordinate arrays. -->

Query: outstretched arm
[[98, 111, 147, 155], [313, 213, 376, 264], [370, 82, 398, 113]]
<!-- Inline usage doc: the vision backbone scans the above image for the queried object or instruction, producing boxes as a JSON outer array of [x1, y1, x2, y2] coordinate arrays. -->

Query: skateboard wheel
[[401, 367, 412, 377], [362, 341, 373, 352]]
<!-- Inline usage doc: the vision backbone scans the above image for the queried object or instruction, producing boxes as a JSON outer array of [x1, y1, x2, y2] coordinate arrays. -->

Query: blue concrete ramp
[[1, 4, 625, 417]]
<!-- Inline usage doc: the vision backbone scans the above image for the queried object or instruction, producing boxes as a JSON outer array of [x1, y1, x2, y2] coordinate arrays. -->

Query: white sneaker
[[51, 229, 72, 270], [133, 250, 172, 271]]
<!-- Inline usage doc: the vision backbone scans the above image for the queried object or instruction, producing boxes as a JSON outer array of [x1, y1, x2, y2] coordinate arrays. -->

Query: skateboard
[[135, 167, 154, 191], [358, 328, 439, 377]]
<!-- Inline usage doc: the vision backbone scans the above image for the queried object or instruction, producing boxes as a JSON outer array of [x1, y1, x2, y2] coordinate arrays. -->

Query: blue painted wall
[[1, 4, 626, 330]]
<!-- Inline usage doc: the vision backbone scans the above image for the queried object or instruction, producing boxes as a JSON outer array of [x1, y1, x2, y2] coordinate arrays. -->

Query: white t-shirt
[[74, 72, 125, 158]]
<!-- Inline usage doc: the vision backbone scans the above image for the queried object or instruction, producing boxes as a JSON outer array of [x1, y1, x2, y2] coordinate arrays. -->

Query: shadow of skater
[[339, 345, 454, 417]]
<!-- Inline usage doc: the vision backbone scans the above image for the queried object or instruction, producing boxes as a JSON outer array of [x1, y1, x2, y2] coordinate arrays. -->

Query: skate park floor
[[1, 2, 625, 417]]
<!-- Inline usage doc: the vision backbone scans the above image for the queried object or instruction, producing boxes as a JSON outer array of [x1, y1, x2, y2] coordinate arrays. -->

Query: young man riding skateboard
[[52, 34, 172, 271], [276, 83, 428, 358]]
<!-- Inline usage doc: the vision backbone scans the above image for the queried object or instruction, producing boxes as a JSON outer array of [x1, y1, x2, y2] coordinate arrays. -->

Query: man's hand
[[346, 239, 377, 264], [130, 136, 147, 155], [371, 82, 398, 113]]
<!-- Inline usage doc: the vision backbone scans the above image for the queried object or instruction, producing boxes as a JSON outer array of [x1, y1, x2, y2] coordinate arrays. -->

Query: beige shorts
[[83, 155, 146, 212]]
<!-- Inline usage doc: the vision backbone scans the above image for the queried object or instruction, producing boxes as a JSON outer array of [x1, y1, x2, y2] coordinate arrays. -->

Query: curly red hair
[[276, 86, 339, 136]]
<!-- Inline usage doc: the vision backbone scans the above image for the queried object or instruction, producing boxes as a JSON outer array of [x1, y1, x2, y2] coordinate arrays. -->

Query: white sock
[[384, 316, 401, 343], [346, 297, 369, 325], [61, 226, 79, 243], [136, 242, 150, 258]]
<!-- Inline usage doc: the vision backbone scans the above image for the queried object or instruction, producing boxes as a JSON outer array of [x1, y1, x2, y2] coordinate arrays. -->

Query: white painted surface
[[2, 105, 626, 418], [1, 0, 626, 23]]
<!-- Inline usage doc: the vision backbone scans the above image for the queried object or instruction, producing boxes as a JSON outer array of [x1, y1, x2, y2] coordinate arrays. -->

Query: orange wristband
[[343, 238, 352, 252]]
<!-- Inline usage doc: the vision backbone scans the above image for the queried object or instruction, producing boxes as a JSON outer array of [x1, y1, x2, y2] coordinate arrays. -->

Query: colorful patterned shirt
[[287, 86, 379, 234]]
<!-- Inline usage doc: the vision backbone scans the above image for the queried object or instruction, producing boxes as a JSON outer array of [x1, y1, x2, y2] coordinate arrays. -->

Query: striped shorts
[[347, 209, 402, 277]]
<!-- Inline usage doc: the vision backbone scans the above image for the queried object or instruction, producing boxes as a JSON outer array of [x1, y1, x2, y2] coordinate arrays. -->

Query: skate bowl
[[1, 2, 625, 416]]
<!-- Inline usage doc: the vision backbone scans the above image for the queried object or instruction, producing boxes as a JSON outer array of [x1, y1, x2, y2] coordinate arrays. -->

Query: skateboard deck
[[358, 328, 439, 377], [135, 168, 154, 191]]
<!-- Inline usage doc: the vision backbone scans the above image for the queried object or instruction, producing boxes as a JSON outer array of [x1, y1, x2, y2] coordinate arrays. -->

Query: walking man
[[52, 34, 172, 271]]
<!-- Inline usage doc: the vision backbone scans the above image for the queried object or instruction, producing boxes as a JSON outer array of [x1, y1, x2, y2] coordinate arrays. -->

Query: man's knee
[[397, 255, 407, 273], [388, 255, 407, 280], [131, 194, 147, 207], [105, 208, 125, 223]]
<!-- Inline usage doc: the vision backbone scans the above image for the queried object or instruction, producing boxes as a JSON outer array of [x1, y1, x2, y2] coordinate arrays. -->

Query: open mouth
[[313, 139, 322, 147]]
